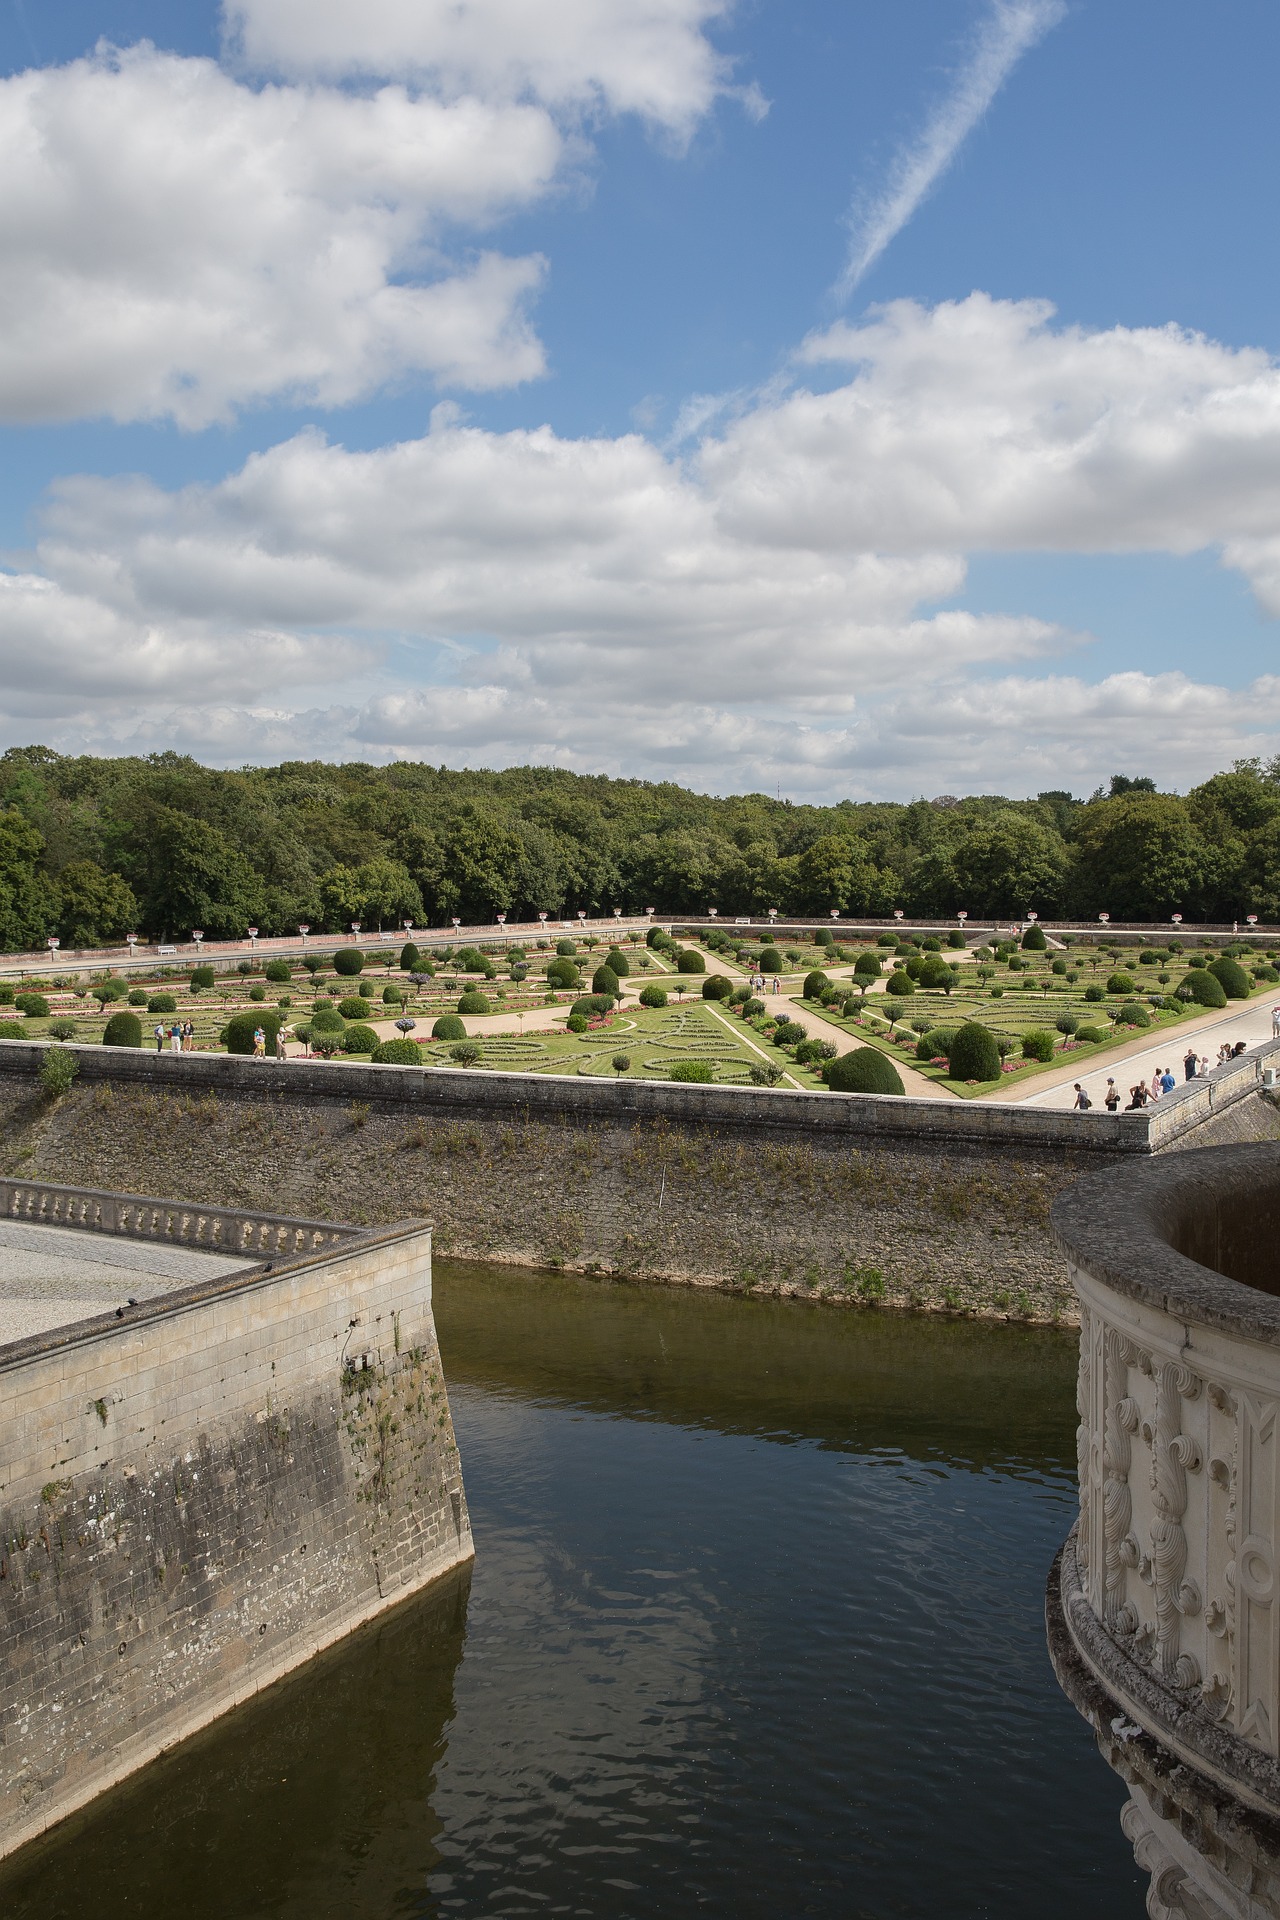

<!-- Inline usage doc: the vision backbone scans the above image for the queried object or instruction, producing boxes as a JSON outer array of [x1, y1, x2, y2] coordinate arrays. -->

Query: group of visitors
[[153, 1020, 196, 1053], [1072, 1040, 1249, 1111], [748, 971, 784, 996]]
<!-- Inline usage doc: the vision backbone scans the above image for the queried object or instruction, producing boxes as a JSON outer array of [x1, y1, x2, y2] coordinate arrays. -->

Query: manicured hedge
[[802, 970, 830, 1000], [338, 996, 369, 1020], [702, 974, 733, 1000], [592, 966, 620, 997], [265, 958, 291, 982], [224, 1010, 285, 1054], [676, 950, 705, 974], [825, 1048, 904, 1095], [343, 1023, 380, 1053], [1179, 970, 1227, 1008], [1209, 956, 1251, 999], [432, 1014, 466, 1039], [638, 984, 668, 1008], [668, 1060, 714, 1082], [948, 1021, 1001, 1081], [1020, 1029, 1056, 1063], [457, 990, 491, 1014], [758, 946, 783, 973], [372, 1038, 422, 1065], [14, 993, 49, 1017], [333, 948, 365, 975], [102, 1010, 143, 1047]]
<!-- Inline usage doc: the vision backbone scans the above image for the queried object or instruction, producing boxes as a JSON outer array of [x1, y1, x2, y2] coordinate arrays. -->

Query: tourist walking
[[1104, 1079, 1120, 1112], [153, 1021, 165, 1053], [253, 1024, 266, 1057], [1160, 1066, 1176, 1095], [1148, 1071, 1162, 1102], [1072, 1083, 1092, 1110], [1184, 1047, 1199, 1081], [169, 1022, 181, 1053], [275, 1026, 288, 1061], [1272, 1002, 1280, 1038]]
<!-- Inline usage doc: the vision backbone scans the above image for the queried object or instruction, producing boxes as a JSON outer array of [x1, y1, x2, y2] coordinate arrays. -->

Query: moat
[[0, 1264, 1145, 1918]]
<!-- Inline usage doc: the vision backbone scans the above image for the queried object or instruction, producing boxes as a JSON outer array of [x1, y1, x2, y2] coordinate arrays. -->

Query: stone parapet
[[1050, 1145, 1280, 1914], [0, 1175, 354, 1259]]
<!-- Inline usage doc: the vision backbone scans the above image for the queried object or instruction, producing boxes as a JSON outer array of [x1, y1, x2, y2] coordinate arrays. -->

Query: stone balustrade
[[0, 1176, 354, 1258], [1049, 1144, 1280, 1917]]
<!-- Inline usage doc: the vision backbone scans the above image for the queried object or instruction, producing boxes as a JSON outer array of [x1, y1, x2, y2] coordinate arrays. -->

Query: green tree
[[125, 804, 263, 940], [0, 808, 58, 951], [947, 811, 1068, 916], [1072, 792, 1221, 919], [56, 860, 138, 947]]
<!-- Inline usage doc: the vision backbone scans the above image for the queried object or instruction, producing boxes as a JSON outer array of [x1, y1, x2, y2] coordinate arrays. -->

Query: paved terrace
[[0, 1220, 257, 1347]]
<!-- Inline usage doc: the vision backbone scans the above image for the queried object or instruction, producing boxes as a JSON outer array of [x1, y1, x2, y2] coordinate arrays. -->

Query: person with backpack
[[1104, 1079, 1120, 1112], [1072, 1083, 1092, 1110]]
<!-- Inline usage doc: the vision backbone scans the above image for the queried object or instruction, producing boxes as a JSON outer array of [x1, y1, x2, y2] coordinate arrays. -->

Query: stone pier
[[0, 1179, 473, 1862], [1049, 1145, 1280, 1917]]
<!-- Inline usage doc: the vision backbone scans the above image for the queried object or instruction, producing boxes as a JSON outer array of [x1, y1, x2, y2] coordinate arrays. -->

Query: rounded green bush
[[947, 1022, 1001, 1081], [947, 930, 966, 949], [885, 969, 915, 996], [676, 949, 705, 974], [101, 1010, 143, 1048], [1084, 984, 1105, 1002], [248, 985, 266, 1002], [1021, 924, 1047, 950], [147, 993, 177, 1013], [343, 1023, 380, 1054], [1256, 964, 1280, 984], [0, 1018, 28, 1039], [333, 948, 365, 975], [265, 958, 292, 983], [742, 996, 765, 1017], [1020, 1029, 1056, 1063], [825, 1047, 905, 1095], [432, 1014, 466, 1040], [605, 948, 630, 978], [802, 969, 830, 1000], [372, 1038, 422, 1065], [920, 936, 941, 952], [853, 952, 881, 978], [189, 965, 215, 991], [702, 974, 733, 1000], [638, 984, 668, 1008], [903, 955, 926, 980], [669, 1059, 715, 1082], [1075, 1025, 1106, 1044], [916, 1026, 957, 1062], [571, 994, 615, 1018], [771, 1020, 806, 1048], [1209, 956, 1251, 999], [15, 992, 50, 1018], [1105, 972, 1137, 995], [224, 1010, 285, 1054], [1116, 1000, 1151, 1027], [1051, 958, 1067, 975], [877, 933, 898, 948], [592, 965, 620, 997], [566, 1013, 589, 1032], [127, 988, 147, 1006], [380, 983, 403, 1003], [310, 1005, 345, 1033], [337, 995, 368, 1020], [546, 957, 580, 989], [1178, 969, 1228, 1008], [454, 947, 487, 973], [918, 956, 953, 990], [758, 946, 783, 973], [399, 942, 420, 972], [557, 938, 578, 956], [457, 990, 490, 1014]]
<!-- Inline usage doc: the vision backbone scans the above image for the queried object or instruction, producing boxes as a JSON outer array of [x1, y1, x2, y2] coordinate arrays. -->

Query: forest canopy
[[0, 748, 1276, 948]]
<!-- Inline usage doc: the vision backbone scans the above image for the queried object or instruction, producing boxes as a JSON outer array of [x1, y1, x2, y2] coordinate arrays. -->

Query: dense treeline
[[0, 748, 1277, 949]]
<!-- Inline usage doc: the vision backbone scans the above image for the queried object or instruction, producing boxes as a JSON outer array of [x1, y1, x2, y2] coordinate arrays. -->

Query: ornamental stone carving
[[1048, 1145, 1280, 1917]]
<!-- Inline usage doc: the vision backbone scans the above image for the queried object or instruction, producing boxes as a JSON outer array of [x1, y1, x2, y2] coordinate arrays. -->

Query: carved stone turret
[[1049, 1144, 1280, 1918]]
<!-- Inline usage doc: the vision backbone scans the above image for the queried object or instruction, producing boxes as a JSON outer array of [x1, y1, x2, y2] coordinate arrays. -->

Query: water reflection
[[0, 1263, 1144, 1919]]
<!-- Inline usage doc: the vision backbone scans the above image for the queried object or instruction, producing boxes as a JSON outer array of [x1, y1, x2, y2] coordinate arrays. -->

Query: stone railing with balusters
[[1049, 1144, 1280, 1919], [0, 1176, 356, 1259]]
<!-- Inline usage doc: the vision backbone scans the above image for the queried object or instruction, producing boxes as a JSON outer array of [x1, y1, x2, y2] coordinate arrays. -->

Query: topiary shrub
[[1055, 1013, 1080, 1040], [702, 974, 732, 1000], [669, 1059, 715, 1082], [825, 1048, 905, 1095], [771, 1019, 806, 1048], [885, 969, 915, 995], [48, 1017, 77, 1039], [1020, 1029, 1056, 1063], [1209, 956, 1251, 999], [333, 948, 365, 976], [592, 965, 620, 997], [15, 992, 50, 1017], [947, 1021, 1001, 1081], [1084, 984, 1105, 1002], [1178, 969, 1227, 1008], [248, 985, 266, 1002], [343, 1023, 380, 1054], [571, 994, 615, 1018], [265, 958, 292, 983], [566, 1013, 589, 1032], [380, 984, 403, 1004], [758, 946, 783, 973], [337, 995, 368, 1020], [916, 1026, 957, 1062], [127, 988, 147, 1006], [0, 1019, 28, 1039], [224, 1010, 285, 1053], [853, 952, 881, 978], [310, 1005, 344, 1032], [802, 969, 830, 1000], [372, 1038, 422, 1065], [1106, 972, 1137, 995], [1021, 924, 1047, 949], [399, 942, 421, 972], [546, 957, 580, 989], [638, 984, 668, 1008], [188, 965, 215, 992], [742, 996, 765, 1018], [1255, 964, 1280, 984], [947, 930, 966, 949], [918, 956, 953, 990], [457, 990, 490, 1014], [1075, 1025, 1106, 1044], [101, 1010, 143, 1048], [676, 949, 705, 974], [432, 1014, 466, 1040], [605, 948, 630, 977], [1116, 1000, 1151, 1027], [557, 938, 578, 956], [148, 993, 177, 1013]]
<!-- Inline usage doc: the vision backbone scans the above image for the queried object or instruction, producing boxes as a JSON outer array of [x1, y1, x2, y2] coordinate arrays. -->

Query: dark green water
[[1, 1266, 1143, 1918]]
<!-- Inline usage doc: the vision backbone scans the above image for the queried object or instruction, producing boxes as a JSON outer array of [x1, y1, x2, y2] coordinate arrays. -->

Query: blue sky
[[1, 0, 1278, 796]]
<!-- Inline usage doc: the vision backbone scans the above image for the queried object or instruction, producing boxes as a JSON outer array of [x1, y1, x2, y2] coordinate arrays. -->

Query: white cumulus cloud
[[0, 44, 563, 425], [225, 0, 752, 137]]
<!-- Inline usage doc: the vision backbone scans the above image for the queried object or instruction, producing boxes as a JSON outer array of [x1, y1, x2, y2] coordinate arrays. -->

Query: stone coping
[[1051, 1141, 1280, 1347], [1053, 1529, 1280, 1822], [0, 1192, 431, 1374], [1, 1032, 1278, 1154]]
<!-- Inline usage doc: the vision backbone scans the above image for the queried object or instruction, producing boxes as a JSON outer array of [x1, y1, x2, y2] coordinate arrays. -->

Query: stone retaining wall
[[0, 1210, 472, 1861], [1, 1040, 1276, 1323]]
